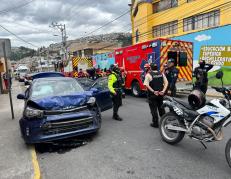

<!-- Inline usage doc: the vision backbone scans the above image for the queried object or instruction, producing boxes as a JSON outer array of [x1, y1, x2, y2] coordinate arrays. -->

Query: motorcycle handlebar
[[212, 86, 225, 93], [212, 86, 231, 98]]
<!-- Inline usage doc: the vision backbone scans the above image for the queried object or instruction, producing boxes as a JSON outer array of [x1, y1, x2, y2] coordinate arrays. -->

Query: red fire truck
[[115, 38, 193, 96]]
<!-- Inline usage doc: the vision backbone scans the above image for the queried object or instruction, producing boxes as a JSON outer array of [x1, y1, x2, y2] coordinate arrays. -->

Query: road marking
[[30, 146, 41, 179]]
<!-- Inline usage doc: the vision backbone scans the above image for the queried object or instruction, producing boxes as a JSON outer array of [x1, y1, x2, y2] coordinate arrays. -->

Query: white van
[[16, 66, 30, 82]]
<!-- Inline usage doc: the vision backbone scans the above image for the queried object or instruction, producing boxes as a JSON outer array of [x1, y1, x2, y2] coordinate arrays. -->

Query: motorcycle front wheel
[[225, 138, 231, 168], [159, 112, 185, 145]]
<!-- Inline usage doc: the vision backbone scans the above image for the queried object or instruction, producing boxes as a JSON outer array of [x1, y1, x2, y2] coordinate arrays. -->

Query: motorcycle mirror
[[216, 71, 223, 79]]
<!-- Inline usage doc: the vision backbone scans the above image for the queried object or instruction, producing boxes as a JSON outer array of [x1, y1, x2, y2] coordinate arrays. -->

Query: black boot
[[150, 119, 158, 128], [113, 114, 123, 121]]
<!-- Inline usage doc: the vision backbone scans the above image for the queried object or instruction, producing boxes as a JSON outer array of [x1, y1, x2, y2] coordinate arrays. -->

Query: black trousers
[[148, 95, 165, 124], [111, 93, 122, 117], [194, 82, 208, 94], [167, 83, 176, 97]]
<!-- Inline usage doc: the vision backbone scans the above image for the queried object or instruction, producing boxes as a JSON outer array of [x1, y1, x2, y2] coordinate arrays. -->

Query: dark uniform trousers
[[111, 91, 122, 117], [147, 71, 165, 124], [148, 95, 165, 124]]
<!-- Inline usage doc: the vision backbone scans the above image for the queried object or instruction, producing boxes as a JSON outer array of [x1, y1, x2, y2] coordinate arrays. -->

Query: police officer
[[193, 60, 213, 94], [108, 65, 123, 121], [165, 58, 179, 97], [144, 63, 168, 128]]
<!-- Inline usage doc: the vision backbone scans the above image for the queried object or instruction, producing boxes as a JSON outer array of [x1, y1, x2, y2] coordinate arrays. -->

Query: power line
[[0, 24, 39, 48], [136, 2, 231, 40], [130, 0, 229, 40], [0, 0, 35, 14], [97, 1, 231, 51], [123, 0, 218, 36], [82, 9, 130, 37]]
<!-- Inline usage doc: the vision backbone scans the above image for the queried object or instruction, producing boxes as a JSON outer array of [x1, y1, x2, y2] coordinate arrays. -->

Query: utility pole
[[2, 41, 14, 119], [50, 22, 68, 63]]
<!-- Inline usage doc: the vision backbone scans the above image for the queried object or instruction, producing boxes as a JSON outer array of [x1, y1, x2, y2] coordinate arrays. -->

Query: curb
[[30, 146, 41, 179], [177, 91, 223, 98]]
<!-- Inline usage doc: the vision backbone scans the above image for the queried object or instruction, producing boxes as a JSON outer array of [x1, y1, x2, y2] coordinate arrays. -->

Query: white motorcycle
[[160, 71, 231, 168]]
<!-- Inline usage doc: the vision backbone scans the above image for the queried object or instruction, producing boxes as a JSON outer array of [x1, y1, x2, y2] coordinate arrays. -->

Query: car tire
[[131, 81, 141, 97], [225, 138, 231, 168], [95, 106, 102, 129]]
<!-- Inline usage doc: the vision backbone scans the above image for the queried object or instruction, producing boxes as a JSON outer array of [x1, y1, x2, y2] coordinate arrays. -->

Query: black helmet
[[188, 89, 206, 109], [150, 63, 158, 71], [110, 64, 120, 74], [199, 60, 205, 68]]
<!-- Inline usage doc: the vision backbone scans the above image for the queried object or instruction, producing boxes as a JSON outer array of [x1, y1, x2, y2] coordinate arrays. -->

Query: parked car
[[17, 77, 112, 144], [24, 72, 65, 85]]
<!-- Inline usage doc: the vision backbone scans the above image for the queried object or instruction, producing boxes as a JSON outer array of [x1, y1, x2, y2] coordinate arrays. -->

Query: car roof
[[34, 77, 73, 82], [32, 72, 65, 80]]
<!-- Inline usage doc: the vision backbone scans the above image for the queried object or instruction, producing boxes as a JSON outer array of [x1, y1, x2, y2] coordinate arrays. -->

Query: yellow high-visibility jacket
[[108, 72, 118, 94]]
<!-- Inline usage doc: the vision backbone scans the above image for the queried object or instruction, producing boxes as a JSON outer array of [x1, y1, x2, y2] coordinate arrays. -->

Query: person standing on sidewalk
[[3, 72, 8, 90], [144, 63, 168, 128], [193, 60, 213, 94], [108, 65, 123, 121]]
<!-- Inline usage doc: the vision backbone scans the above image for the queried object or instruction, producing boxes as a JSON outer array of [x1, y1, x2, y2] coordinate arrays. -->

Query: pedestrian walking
[[108, 64, 123, 121], [165, 59, 179, 96], [193, 60, 213, 94], [3, 72, 8, 90], [144, 63, 168, 128]]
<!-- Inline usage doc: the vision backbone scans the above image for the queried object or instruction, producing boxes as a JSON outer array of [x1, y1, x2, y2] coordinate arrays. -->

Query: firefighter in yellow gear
[[108, 65, 123, 121]]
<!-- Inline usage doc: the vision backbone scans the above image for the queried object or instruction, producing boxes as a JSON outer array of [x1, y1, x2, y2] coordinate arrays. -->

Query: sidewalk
[[0, 81, 34, 179], [178, 87, 224, 98], [206, 87, 223, 98]]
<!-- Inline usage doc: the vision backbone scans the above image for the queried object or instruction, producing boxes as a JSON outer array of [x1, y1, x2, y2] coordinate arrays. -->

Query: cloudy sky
[[0, 0, 131, 49]]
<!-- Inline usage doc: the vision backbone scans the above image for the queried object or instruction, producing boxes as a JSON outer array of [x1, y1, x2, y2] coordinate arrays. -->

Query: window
[[135, 29, 139, 43], [178, 52, 188, 66], [153, 0, 178, 13], [93, 77, 108, 90], [153, 21, 178, 37], [168, 52, 177, 66], [183, 10, 220, 32]]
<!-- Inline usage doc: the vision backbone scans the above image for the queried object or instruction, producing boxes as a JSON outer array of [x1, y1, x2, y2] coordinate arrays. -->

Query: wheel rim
[[161, 115, 181, 141], [230, 146, 231, 160], [132, 85, 139, 96]]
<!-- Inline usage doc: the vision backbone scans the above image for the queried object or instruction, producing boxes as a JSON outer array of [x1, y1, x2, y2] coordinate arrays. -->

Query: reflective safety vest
[[148, 71, 164, 95]]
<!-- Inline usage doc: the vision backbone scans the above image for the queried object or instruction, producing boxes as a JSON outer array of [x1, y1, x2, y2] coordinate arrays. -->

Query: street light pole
[[51, 22, 68, 62]]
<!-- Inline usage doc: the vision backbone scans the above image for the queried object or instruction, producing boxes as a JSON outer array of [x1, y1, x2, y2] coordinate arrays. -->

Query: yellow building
[[131, 0, 231, 44]]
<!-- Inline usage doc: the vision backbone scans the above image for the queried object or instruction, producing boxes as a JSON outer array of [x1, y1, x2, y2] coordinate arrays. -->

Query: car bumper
[[19, 108, 101, 144]]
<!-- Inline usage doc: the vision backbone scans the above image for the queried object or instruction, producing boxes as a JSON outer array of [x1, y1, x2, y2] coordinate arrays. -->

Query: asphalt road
[[34, 94, 231, 179]]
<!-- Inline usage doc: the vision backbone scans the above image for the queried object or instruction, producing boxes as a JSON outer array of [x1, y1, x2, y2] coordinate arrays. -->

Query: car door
[[92, 77, 112, 112]]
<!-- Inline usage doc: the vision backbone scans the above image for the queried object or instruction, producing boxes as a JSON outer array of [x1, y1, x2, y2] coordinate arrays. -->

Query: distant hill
[[49, 32, 132, 51], [10, 46, 36, 61]]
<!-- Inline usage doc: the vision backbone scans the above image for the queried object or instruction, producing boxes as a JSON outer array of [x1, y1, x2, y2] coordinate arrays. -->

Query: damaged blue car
[[17, 77, 112, 144]]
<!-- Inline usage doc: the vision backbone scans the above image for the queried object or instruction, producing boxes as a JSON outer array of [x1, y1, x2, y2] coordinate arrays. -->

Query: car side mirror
[[17, 94, 26, 100], [216, 71, 223, 79]]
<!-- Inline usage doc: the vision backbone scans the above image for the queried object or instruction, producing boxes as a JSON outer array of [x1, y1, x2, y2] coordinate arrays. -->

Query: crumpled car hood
[[29, 91, 93, 110]]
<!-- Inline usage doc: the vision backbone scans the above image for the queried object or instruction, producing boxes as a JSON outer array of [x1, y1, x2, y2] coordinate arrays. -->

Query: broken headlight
[[87, 97, 96, 106], [24, 107, 44, 119]]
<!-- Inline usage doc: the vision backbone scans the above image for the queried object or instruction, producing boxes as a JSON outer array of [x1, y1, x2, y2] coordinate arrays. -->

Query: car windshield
[[76, 78, 94, 90], [31, 79, 84, 99]]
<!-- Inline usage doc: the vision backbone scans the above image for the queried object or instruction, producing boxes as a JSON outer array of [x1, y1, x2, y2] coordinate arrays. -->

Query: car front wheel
[[131, 81, 141, 97]]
